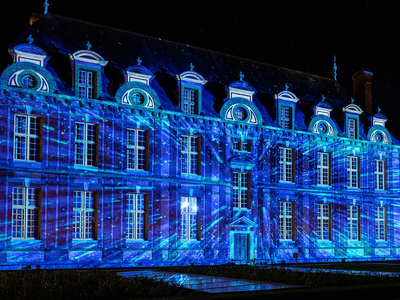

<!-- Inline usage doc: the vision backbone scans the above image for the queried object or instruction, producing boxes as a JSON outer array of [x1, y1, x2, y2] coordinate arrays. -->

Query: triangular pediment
[[229, 216, 258, 228]]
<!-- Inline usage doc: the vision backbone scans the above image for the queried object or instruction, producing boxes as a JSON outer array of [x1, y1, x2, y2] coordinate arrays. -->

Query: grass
[[0, 269, 196, 300]]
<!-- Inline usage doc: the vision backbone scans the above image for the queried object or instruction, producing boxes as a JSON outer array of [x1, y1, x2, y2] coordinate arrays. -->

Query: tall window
[[127, 129, 148, 170], [347, 118, 357, 139], [181, 196, 199, 241], [233, 172, 250, 209], [14, 115, 41, 161], [12, 187, 40, 239], [317, 204, 331, 240], [279, 147, 294, 183], [181, 135, 200, 175], [317, 152, 331, 186], [75, 122, 98, 166], [78, 70, 94, 99], [183, 88, 197, 114], [347, 205, 360, 241], [375, 159, 386, 190], [376, 206, 387, 241], [347, 156, 360, 188], [73, 191, 96, 240], [126, 193, 147, 240], [279, 202, 294, 240], [280, 106, 292, 129]]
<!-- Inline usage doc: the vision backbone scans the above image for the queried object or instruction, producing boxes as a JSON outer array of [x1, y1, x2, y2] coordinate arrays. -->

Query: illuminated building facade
[[0, 13, 399, 269]]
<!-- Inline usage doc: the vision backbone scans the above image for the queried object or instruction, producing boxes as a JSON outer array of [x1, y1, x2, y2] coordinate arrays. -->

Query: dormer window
[[183, 88, 198, 114], [347, 118, 357, 139], [21, 74, 36, 88], [177, 69, 206, 115], [343, 104, 363, 139], [131, 92, 145, 105], [78, 70, 94, 99], [275, 90, 299, 130]]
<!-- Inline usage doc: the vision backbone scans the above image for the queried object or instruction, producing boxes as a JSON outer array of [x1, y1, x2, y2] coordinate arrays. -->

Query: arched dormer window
[[68, 48, 108, 99], [9, 41, 48, 67], [115, 81, 160, 109], [308, 100, 338, 136], [367, 112, 391, 144], [177, 69, 207, 115], [343, 104, 363, 139], [275, 90, 299, 130], [124, 63, 154, 85]]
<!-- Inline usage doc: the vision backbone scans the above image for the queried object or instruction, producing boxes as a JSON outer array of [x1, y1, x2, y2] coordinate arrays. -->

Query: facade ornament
[[86, 41, 92, 50], [190, 63, 194, 71], [239, 71, 244, 81], [378, 106, 381, 113], [137, 57, 142, 65], [351, 97, 355, 104], [27, 35, 34, 44], [333, 55, 337, 81], [285, 83, 290, 91], [321, 94, 325, 102], [43, 0, 49, 14]]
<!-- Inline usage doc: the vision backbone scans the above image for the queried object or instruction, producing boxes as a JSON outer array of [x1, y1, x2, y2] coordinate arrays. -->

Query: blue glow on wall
[[0, 14, 399, 270]]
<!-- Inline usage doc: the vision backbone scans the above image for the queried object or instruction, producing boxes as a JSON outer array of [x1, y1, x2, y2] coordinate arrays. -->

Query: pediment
[[229, 216, 258, 227]]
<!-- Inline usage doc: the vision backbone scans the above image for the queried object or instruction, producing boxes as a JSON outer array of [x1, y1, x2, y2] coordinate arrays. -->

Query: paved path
[[119, 270, 303, 293]]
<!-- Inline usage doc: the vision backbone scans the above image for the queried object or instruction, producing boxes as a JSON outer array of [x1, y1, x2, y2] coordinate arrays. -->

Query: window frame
[[347, 205, 360, 241], [280, 105, 292, 129], [317, 203, 331, 241], [279, 147, 295, 183], [180, 196, 200, 241], [126, 193, 148, 241], [12, 187, 40, 239], [126, 128, 149, 171], [347, 117, 358, 139], [375, 159, 386, 190], [232, 140, 251, 152], [72, 191, 97, 240], [182, 88, 198, 114], [78, 69, 95, 99], [181, 135, 201, 175], [347, 156, 360, 188], [317, 152, 331, 186], [75, 122, 99, 167], [375, 206, 387, 241], [232, 172, 251, 210], [14, 114, 42, 162], [279, 201, 295, 241]]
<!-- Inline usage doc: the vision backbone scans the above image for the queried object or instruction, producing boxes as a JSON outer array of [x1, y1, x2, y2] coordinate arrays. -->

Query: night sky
[[2, 1, 400, 136]]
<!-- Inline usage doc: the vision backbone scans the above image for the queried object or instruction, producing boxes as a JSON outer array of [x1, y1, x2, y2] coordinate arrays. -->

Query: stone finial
[[137, 57, 142, 65], [285, 83, 290, 91], [321, 94, 325, 102], [239, 71, 244, 81], [378, 106, 381, 113], [190, 63, 194, 71], [43, 0, 49, 14], [27, 35, 34, 44], [86, 41, 92, 50], [333, 55, 337, 81], [351, 97, 355, 104]]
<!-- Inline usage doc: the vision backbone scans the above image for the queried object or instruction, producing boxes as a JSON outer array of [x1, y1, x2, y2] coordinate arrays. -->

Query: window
[[75, 122, 98, 166], [12, 187, 40, 239], [181, 196, 200, 241], [14, 115, 42, 161], [280, 106, 292, 129], [347, 205, 360, 241], [317, 204, 331, 240], [183, 88, 197, 114], [347, 118, 357, 139], [233, 172, 250, 209], [78, 70, 94, 99], [317, 152, 331, 186], [347, 156, 360, 188], [127, 129, 148, 170], [375, 206, 387, 241], [73, 191, 97, 240], [232, 140, 251, 152], [375, 159, 386, 190], [126, 193, 148, 240], [181, 135, 201, 175], [279, 202, 294, 240], [279, 147, 295, 183]]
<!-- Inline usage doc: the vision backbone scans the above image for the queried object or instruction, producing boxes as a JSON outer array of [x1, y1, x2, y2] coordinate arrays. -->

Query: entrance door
[[233, 233, 249, 260]]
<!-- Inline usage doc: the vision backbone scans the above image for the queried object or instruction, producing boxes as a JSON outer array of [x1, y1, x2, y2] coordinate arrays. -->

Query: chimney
[[352, 69, 373, 115]]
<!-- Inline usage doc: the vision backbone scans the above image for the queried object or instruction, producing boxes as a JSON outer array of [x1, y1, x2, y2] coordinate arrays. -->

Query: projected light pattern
[[0, 15, 399, 270]]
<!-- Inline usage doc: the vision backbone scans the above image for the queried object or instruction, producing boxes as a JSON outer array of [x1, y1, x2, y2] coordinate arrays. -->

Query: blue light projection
[[0, 14, 399, 270]]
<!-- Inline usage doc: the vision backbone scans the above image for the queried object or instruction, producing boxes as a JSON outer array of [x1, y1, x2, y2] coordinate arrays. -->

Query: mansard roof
[[8, 13, 350, 109]]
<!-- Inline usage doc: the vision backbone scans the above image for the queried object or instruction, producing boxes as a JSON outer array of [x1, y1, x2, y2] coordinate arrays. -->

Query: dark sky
[[2, 1, 400, 136]]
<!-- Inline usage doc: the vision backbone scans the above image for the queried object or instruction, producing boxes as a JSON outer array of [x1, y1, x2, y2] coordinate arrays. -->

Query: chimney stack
[[352, 69, 373, 115]]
